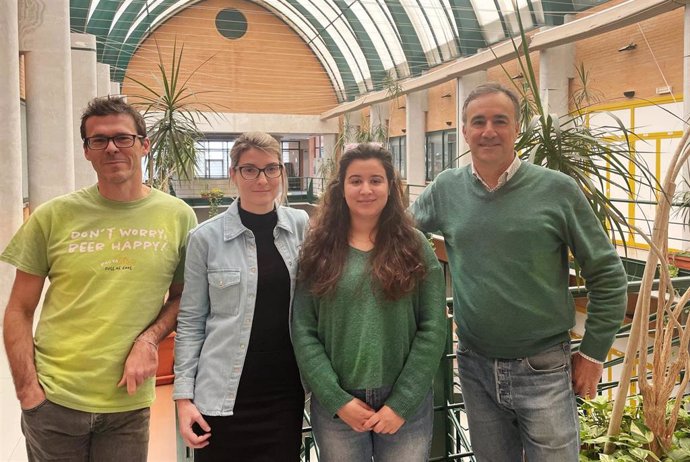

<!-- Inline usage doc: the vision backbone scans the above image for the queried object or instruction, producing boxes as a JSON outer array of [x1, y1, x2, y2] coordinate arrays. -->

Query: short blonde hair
[[230, 131, 287, 205]]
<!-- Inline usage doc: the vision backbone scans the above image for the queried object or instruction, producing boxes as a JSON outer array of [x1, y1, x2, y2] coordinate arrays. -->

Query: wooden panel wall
[[122, 0, 338, 115]]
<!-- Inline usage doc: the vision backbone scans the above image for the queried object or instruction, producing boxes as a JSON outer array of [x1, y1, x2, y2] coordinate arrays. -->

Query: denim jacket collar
[[222, 200, 296, 241]]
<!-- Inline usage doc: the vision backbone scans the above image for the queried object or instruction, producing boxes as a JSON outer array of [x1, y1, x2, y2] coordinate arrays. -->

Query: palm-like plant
[[126, 38, 219, 192], [503, 7, 658, 248]]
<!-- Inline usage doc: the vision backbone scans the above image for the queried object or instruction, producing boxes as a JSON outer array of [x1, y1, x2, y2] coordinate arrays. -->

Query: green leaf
[[629, 447, 660, 461], [629, 421, 654, 443], [666, 448, 690, 461], [679, 437, 690, 450]]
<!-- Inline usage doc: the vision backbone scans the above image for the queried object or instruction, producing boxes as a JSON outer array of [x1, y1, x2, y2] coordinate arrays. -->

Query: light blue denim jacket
[[173, 200, 309, 415]]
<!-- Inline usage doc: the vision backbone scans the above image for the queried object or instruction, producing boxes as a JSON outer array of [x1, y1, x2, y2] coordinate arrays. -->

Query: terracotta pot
[[431, 236, 448, 263], [670, 254, 690, 271], [156, 332, 175, 386]]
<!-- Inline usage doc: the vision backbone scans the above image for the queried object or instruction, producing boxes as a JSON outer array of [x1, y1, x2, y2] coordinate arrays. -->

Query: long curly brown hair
[[299, 143, 427, 300]]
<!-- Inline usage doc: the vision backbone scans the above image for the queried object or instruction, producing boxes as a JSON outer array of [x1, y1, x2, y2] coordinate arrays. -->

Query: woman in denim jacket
[[293, 143, 447, 461], [173, 132, 309, 461]]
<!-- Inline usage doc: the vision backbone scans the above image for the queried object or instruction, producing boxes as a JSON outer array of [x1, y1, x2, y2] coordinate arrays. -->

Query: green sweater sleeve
[[409, 179, 440, 233], [292, 283, 353, 416], [385, 238, 448, 419], [566, 181, 627, 361]]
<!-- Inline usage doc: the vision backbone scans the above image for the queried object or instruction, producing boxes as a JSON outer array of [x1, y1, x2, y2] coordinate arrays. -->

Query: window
[[389, 136, 407, 180], [425, 129, 457, 181], [195, 139, 234, 179], [282, 140, 302, 191]]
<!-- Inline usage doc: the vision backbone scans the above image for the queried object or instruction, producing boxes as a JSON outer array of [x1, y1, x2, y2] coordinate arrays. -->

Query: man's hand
[[336, 398, 375, 432], [363, 405, 405, 434], [117, 338, 158, 395], [19, 382, 46, 410], [177, 399, 212, 449], [572, 352, 603, 399]]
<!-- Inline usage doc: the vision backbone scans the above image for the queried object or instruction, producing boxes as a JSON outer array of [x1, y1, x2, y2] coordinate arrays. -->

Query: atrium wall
[[122, 0, 338, 115]]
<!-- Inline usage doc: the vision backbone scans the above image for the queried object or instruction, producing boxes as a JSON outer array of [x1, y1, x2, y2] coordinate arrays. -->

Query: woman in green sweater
[[293, 143, 447, 461]]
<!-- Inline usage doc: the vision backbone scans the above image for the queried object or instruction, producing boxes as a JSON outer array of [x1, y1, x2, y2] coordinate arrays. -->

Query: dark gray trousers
[[21, 399, 149, 462]]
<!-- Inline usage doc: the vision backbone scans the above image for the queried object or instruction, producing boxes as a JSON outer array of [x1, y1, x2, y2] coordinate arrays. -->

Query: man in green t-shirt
[[411, 83, 627, 461], [2, 97, 197, 461]]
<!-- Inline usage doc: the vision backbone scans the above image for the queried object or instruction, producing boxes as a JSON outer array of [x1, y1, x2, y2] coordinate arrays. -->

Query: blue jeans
[[310, 387, 434, 462], [456, 341, 579, 462]]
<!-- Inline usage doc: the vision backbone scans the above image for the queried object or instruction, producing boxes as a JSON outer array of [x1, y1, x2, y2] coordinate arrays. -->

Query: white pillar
[[0, 0, 25, 309], [97, 62, 111, 97], [370, 103, 390, 141], [316, 133, 337, 195], [539, 42, 574, 117], [72, 33, 98, 190], [455, 71, 487, 168], [322, 133, 336, 160], [405, 90, 428, 200], [20, 0, 75, 208], [110, 81, 121, 96]]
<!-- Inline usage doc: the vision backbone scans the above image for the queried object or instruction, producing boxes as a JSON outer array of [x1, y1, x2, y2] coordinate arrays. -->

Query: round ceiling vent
[[216, 8, 248, 40]]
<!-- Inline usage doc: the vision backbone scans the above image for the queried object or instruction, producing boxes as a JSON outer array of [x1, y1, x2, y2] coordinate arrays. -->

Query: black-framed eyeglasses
[[234, 164, 283, 180], [84, 134, 145, 150]]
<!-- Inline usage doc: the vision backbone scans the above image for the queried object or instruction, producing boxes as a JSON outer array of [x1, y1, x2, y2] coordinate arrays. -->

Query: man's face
[[462, 92, 519, 170], [83, 114, 149, 187]]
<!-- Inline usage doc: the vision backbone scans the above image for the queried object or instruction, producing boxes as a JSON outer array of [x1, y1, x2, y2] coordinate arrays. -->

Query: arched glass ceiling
[[70, 0, 606, 103]]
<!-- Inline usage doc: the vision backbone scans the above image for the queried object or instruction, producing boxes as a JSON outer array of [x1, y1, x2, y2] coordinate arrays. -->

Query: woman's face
[[343, 158, 390, 223], [230, 148, 283, 214]]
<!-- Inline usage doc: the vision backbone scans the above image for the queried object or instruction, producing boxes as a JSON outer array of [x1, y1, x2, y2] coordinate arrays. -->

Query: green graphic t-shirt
[[1, 186, 197, 413]]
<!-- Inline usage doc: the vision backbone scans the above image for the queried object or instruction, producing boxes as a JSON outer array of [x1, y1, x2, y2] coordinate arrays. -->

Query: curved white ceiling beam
[[321, 0, 685, 119], [87, 0, 102, 23], [110, 0, 136, 34]]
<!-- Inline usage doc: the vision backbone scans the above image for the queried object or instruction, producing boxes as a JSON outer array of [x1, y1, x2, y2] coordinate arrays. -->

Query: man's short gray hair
[[461, 83, 521, 124]]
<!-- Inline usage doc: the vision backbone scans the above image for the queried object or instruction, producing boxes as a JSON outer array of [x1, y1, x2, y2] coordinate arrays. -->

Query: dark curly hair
[[298, 142, 427, 300]]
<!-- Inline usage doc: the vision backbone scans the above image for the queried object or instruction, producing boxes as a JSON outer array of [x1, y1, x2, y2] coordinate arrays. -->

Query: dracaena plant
[[126, 38, 220, 193], [499, 5, 659, 250]]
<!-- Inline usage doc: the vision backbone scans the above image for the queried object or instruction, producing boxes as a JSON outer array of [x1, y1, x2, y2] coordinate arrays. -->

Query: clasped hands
[[336, 398, 405, 434]]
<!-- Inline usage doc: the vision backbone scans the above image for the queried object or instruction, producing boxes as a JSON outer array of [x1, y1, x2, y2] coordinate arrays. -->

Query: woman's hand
[[336, 398, 375, 432], [176, 399, 212, 449], [364, 405, 405, 434]]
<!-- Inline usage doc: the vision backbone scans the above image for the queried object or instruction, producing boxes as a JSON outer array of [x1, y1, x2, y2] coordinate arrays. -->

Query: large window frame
[[195, 138, 235, 179], [389, 136, 407, 180], [425, 129, 456, 181]]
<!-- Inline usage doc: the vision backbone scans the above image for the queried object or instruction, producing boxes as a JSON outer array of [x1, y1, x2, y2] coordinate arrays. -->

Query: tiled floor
[[0, 343, 177, 462]]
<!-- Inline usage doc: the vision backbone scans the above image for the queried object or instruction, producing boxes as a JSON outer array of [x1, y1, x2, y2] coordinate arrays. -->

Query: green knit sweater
[[292, 231, 447, 420], [411, 162, 627, 362]]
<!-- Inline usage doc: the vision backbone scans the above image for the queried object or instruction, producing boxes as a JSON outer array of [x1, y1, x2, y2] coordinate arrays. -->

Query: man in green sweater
[[411, 82, 627, 461]]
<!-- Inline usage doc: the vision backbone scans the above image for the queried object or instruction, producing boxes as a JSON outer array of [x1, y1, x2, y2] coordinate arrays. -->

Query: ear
[[462, 124, 469, 142], [83, 144, 91, 161], [141, 137, 151, 155]]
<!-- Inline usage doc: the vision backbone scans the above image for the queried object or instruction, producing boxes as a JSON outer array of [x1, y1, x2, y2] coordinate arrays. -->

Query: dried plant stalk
[[606, 126, 690, 454]]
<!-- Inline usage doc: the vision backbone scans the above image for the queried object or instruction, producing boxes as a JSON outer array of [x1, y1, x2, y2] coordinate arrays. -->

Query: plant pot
[[669, 254, 690, 271], [431, 236, 448, 263], [156, 332, 175, 386]]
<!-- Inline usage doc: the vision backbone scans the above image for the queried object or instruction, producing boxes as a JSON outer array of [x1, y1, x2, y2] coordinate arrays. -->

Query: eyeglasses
[[235, 164, 283, 180], [84, 134, 145, 150]]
